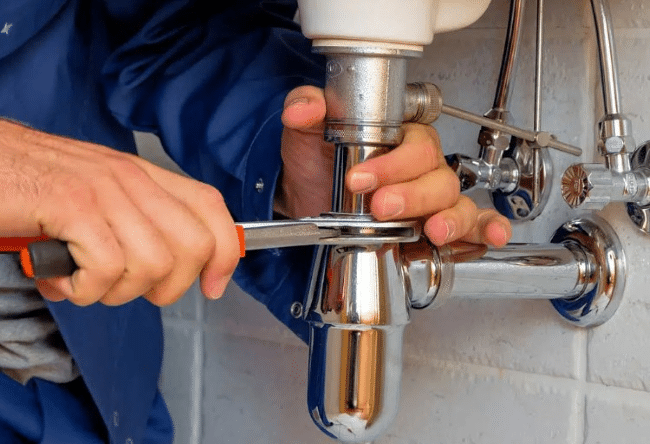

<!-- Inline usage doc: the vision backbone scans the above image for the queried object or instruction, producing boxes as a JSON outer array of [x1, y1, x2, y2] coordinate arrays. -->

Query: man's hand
[[279, 86, 512, 247], [0, 119, 239, 306]]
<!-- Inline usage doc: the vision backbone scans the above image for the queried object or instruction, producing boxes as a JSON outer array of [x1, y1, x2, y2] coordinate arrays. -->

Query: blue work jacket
[[0, 0, 323, 442]]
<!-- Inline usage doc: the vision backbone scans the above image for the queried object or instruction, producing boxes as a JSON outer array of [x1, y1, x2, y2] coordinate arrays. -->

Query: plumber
[[0, 0, 511, 442]]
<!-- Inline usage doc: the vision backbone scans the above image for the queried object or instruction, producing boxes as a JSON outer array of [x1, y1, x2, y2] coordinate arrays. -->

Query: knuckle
[[193, 231, 217, 263], [154, 250, 175, 279], [135, 240, 176, 282], [132, 250, 174, 284], [458, 194, 478, 213], [67, 294, 96, 307], [440, 170, 461, 197], [422, 137, 441, 171], [99, 293, 134, 307], [144, 288, 182, 307], [198, 183, 226, 208], [106, 157, 151, 186], [212, 236, 239, 277], [90, 258, 126, 292], [426, 125, 441, 147], [58, 175, 98, 209], [172, 222, 216, 270], [222, 246, 240, 275]]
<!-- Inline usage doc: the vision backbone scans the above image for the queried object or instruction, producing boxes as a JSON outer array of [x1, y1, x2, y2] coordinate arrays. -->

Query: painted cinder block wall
[[154, 0, 650, 442]]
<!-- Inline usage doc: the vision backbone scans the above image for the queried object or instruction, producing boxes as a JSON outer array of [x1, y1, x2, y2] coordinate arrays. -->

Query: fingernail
[[287, 97, 309, 108], [206, 276, 230, 300], [348, 172, 377, 193], [379, 193, 405, 218], [444, 220, 456, 242], [492, 223, 509, 246]]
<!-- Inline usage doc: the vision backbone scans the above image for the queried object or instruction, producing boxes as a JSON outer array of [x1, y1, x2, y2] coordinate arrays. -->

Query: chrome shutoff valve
[[626, 141, 650, 232], [561, 163, 615, 210], [562, 149, 650, 211]]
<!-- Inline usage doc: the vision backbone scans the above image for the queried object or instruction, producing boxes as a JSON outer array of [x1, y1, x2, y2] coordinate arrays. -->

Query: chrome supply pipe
[[438, 0, 566, 221], [445, 0, 527, 196], [481, 0, 525, 166], [493, 0, 525, 111], [591, 0, 622, 116], [534, 0, 544, 132]]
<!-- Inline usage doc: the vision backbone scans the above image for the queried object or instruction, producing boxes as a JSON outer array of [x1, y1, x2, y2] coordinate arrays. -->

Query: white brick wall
[[156, 0, 650, 442]]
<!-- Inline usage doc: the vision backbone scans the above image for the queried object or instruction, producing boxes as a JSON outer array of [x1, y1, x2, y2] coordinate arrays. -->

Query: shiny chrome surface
[[590, 0, 621, 116], [305, 43, 418, 443], [402, 216, 625, 328], [306, 244, 409, 443], [450, 243, 594, 300], [550, 216, 626, 327], [446, 153, 518, 193], [239, 217, 420, 250], [598, 115, 634, 159], [315, 45, 415, 147], [308, 323, 405, 443], [493, 137, 553, 220], [441, 103, 582, 156], [561, 0, 646, 216], [561, 162, 650, 210], [493, 0, 525, 112], [534, 0, 544, 132], [476, 0, 526, 171], [332, 144, 389, 214], [626, 141, 650, 233], [302, 16, 629, 440], [403, 82, 443, 125], [402, 236, 595, 309]]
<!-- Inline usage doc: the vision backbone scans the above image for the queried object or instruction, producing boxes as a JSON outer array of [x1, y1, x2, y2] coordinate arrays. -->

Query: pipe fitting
[[561, 161, 650, 210], [404, 82, 443, 124], [402, 216, 625, 328], [446, 153, 519, 193]]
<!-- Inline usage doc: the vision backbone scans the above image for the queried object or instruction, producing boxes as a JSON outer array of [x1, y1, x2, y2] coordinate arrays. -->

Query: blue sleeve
[[101, 0, 325, 342]]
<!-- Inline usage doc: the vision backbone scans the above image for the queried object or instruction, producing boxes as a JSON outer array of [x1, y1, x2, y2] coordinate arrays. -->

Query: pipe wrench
[[1, 218, 420, 279]]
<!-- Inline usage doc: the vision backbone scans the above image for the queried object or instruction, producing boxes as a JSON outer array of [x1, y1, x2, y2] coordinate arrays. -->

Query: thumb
[[281, 85, 326, 132]]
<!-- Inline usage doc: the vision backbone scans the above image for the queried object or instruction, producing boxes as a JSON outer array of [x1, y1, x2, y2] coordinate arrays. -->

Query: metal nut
[[604, 136, 625, 154]]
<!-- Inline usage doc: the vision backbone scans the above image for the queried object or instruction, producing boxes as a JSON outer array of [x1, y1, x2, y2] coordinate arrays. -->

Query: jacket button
[[112, 411, 119, 427], [125, 439, 133, 444], [255, 178, 265, 193]]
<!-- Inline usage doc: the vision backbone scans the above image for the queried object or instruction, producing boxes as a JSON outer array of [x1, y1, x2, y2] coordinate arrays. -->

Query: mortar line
[[572, 328, 588, 444], [192, 290, 205, 444]]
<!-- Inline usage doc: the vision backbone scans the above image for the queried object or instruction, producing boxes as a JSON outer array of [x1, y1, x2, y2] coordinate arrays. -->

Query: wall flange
[[550, 215, 626, 327]]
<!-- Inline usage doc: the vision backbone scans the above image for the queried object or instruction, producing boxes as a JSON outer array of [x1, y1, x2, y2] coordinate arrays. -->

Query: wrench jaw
[[238, 216, 421, 251]]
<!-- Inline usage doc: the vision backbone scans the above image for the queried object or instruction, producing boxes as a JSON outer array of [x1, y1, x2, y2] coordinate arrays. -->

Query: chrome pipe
[[493, 0, 526, 112], [449, 244, 595, 300], [479, 0, 526, 169], [402, 241, 596, 308], [332, 145, 389, 215], [534, 0, 544, 132], [306, 43, 419, 443], [561, 0, 639, 210], [403, 216, 625, 328], [590, 0, 622, 116], [306, 244, 409, 443]]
